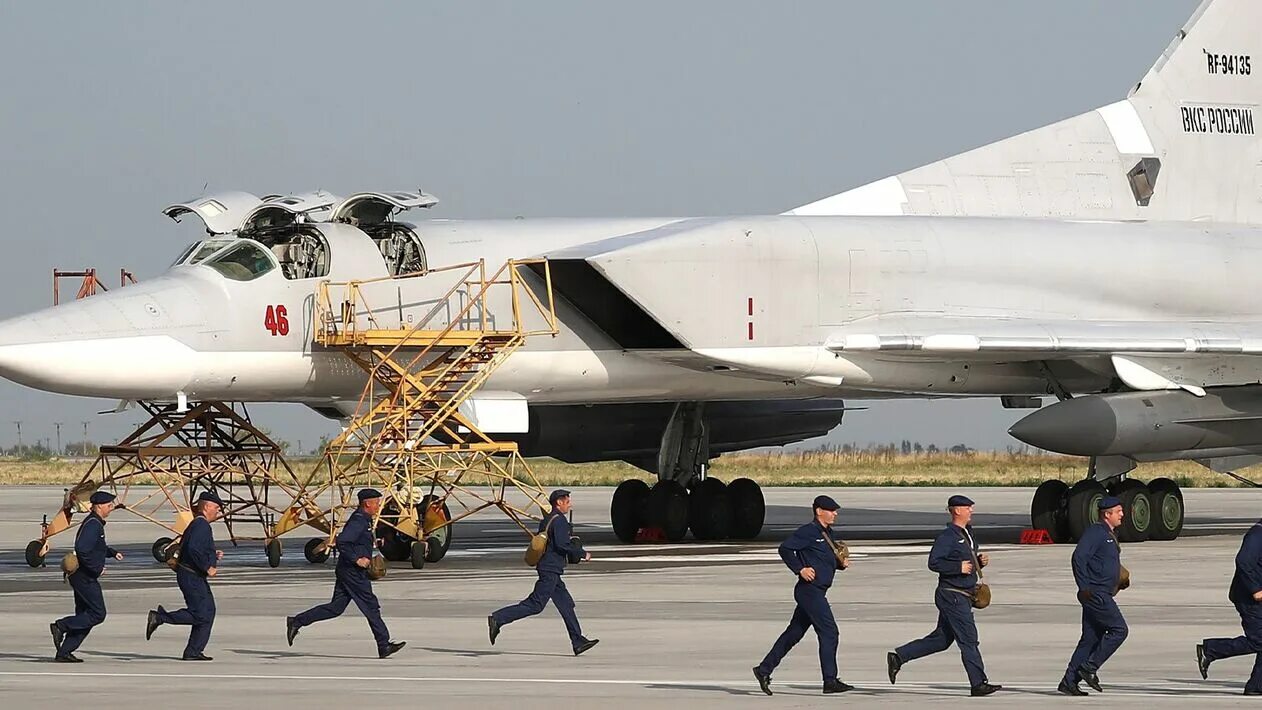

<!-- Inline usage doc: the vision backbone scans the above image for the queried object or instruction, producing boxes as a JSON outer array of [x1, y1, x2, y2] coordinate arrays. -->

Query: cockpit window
[[184, 238, 236, 265], [171, 241, 201, 267], [205, 241, 276, 281]]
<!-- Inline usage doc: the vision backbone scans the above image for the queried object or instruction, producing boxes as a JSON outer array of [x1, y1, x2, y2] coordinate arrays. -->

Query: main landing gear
[[608, 402, 765, 543], [610, 476, 766, 543], [1030, 457, 1184, 543]]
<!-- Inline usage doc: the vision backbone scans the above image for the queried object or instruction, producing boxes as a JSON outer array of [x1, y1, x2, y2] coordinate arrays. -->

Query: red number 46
[[264, 305, 289, 336]]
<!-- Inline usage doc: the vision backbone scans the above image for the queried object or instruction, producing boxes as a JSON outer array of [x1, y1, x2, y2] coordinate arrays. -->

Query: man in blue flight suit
[[887, 494, 1001, 696], [753, 495, 853, 696], [488, 489, 599, 655], [1198, 519, 1262, 694], [49, 490, 123, 662], [146, 491, 224, 660], [1060, 495, 1129, 695], [286, 488, 406, 658]]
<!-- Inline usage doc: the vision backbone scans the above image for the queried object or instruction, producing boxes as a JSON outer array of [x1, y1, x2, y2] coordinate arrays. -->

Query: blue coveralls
[[54, 513, 117, 656], [894, 523, 988, 687], [1203, 522, 1262, 692], [757, 521, 845, 682], [292, 508, 391, 654], [1063, 521, 1129, 686], [491, 509, 587, 651], [156, 515, 218, 658]]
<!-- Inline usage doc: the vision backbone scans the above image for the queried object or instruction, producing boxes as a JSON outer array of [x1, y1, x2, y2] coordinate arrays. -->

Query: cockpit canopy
[[164, 189, 438, 280], [204, 241, 276, 281]]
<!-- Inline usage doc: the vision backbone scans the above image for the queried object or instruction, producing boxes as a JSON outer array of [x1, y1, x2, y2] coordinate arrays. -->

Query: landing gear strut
[[1029, 459, 1184, 543]]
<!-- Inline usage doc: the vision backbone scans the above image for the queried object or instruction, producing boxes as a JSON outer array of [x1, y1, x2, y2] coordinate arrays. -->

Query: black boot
[[887, 651, 902, 685], [286, 616, 300, 647], [574, 638, 600, 656], [379, 641, 406, 659], [50, 622, 64, 653], [752, 667, 773, 696], [970, 682, 1002, 696], [1077, 666, 1103, 693], [1197, 643, 1211, 680], [488, 615, 501, 646], [1057, 680, 1088, 696], [822, 679, 855, 694], [146, 607, 164, 641]]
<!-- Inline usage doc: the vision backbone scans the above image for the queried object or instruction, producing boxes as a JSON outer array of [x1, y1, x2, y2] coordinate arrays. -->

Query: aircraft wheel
[[379, 529, 410, 562], [1030, 479, 1071, 543], [1147, 477, 1185, 541], [611, 479, 650, 543], [647, 480, 689, 542], [1065, 479, 1106, 542], [689, 478, 732, 540], [303, 537, 329, 564], [728, 478, 766, 540], [1110, 479, 1152, 543], [25, 540, 46, 568], [419, 495, 453, 562], [424, 536, 445, 563], [410, 540, 427, 570], [265, 539, 283, 568], [152, 537, 174, 563]]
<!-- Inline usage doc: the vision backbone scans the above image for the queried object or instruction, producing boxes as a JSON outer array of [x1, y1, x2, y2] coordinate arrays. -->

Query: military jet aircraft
[[0, 0, 1254, 545]]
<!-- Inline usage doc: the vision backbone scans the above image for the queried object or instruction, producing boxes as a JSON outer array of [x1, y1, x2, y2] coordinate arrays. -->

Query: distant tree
[[914, 442, 924, 455], [927, 444, 939, 454], [901, 439, 912, 455]]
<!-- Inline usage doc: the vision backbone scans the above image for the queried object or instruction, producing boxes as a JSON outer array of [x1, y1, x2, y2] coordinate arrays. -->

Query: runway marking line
[[0, 671, 1251, 698]]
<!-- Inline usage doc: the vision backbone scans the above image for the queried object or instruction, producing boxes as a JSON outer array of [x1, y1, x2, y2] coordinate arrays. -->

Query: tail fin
[[788, 0, 1262, 224]]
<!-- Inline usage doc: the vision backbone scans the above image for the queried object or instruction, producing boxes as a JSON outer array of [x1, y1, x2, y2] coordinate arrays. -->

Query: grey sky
[[0, 0, 1200, 453]]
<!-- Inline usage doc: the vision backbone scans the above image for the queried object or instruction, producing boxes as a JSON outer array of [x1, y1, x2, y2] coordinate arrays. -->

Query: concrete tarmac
[[2, 485, 1262, 708]]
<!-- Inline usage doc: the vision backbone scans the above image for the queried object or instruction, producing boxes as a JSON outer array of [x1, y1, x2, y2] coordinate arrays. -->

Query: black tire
[[265, 539, 282, 568], [648, 480, 690, 542], [1065, 480, 1106, 542], [727, 478, 766, 540], [379, 529, 410, 562], [152, 537, 174, 563], [1110, 479, 1153, 543], [1030, 479, 1071, 543], [25, 540, 45, 568], [419, 495, 453, 562], [611, 479, 650, 543], [410, 541, 426, 570], [689, 478, 732, 541], [424, 536, 445, 563], [303, 537, 329, 564], [1148, 477, 1185, 541]]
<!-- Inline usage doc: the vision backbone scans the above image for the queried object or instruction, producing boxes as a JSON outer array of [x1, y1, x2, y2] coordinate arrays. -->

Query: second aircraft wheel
[[419, 495, 453, 563], [410, 540, 427, 570], [1065, 480, 1105, 542], [727, 478, 766, 540], [1030, 479, 1071, 543], [265, 539, 282, 568], [1147, 477, 1185, 541], [647, 481, 689, 542], [1110, 479, 1152, 543], [611, 479, 650, 543], [688, 478, 732, 541], [303, 537, 329, 564], [152, 537, 174, 564]]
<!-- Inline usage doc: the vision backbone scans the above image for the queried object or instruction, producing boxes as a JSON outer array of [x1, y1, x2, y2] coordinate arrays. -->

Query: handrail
[[313, 258, 558, 349]]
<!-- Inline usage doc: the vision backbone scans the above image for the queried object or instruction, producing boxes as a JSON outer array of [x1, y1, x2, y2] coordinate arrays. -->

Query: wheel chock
[[1019, 529, 1054, 544], [634, 527, 666, 543]]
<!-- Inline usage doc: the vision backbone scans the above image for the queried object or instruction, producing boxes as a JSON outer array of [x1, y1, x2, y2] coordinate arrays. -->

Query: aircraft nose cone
[[0, 285, 202, 399], [1008, 396, 1118, 456]]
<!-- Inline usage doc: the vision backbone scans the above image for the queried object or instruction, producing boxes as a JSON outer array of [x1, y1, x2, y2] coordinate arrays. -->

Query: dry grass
[[0, 450, 1247, 487]]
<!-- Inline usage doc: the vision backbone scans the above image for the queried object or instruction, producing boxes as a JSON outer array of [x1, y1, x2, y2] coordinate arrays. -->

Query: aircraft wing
[[826, 317, 1262, 394]]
